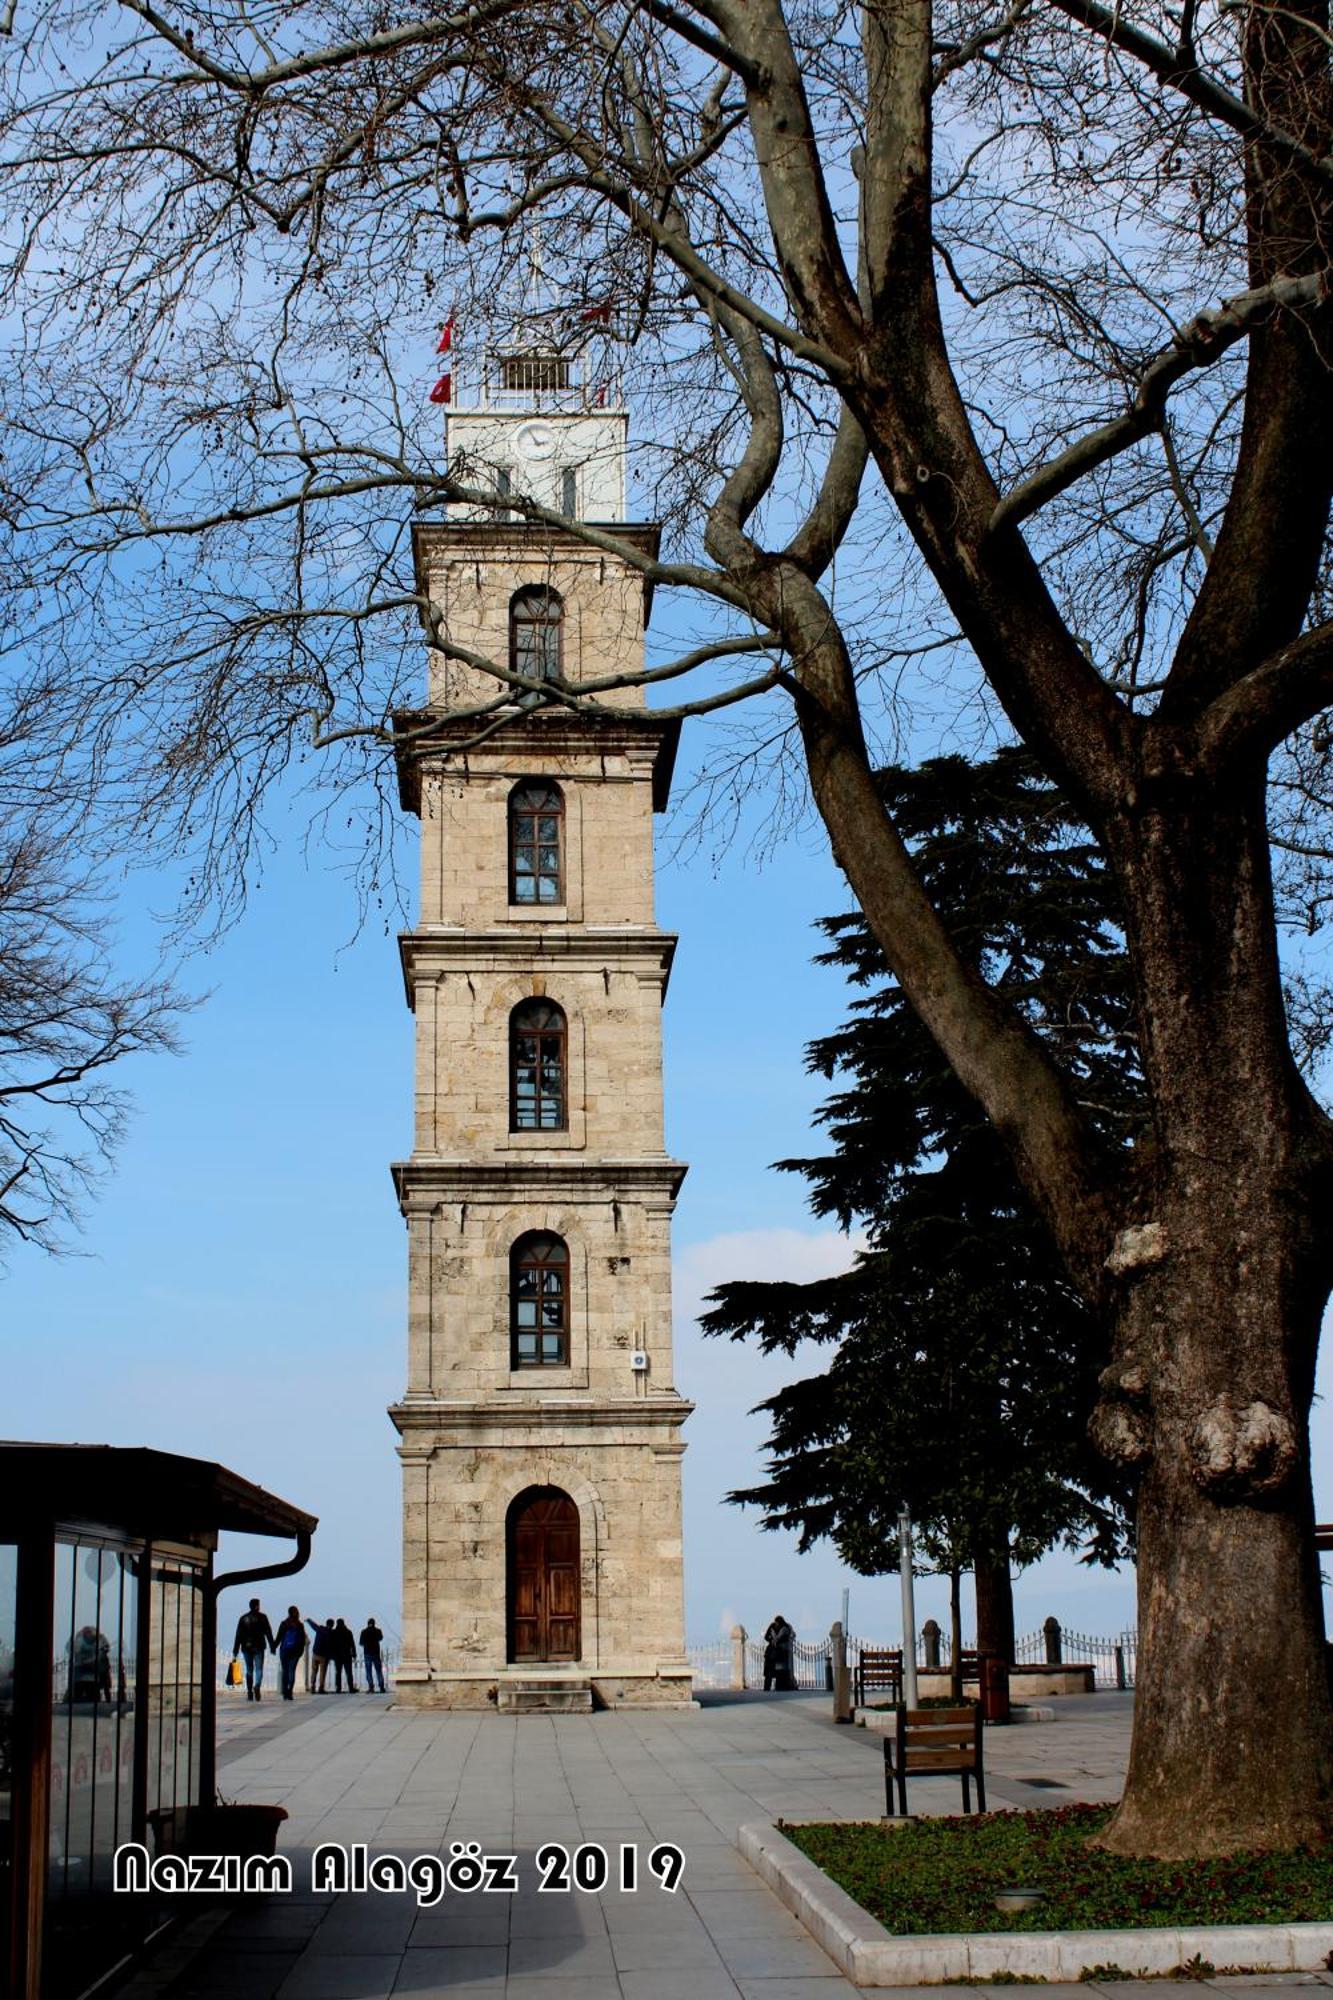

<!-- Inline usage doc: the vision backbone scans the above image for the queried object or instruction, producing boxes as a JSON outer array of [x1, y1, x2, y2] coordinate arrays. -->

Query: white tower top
[[444, 327, 628, 523]]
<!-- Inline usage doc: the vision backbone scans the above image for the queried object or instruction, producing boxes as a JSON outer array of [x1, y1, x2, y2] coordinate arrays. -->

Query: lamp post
[[898, 1506, 919, 1710]]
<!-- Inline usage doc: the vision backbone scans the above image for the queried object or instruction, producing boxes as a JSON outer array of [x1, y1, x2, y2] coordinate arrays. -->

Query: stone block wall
[[398, 1181, 680, 1399], [394, 1425, 691, 1706], [417, 754, 659, 930]]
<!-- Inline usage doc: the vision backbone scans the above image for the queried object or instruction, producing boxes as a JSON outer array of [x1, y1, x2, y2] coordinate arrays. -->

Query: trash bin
[[979, 1652, 1011, 1725]]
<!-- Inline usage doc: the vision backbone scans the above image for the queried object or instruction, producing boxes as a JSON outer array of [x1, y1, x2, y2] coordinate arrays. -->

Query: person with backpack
[[232, 1599, 276, 1701], [274, 1606, 307, 1700]]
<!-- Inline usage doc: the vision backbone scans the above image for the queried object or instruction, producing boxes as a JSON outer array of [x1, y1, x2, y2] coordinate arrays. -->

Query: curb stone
[[737, 1820, 1333, 1987]]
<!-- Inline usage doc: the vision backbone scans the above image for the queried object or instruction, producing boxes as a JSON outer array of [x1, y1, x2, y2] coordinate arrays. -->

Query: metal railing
[[1019, 1625, 1137, 1689], [216, 1647, 397, 1690], [685, 1640, 731, 1689], [690, 1621, 1138, 1693]]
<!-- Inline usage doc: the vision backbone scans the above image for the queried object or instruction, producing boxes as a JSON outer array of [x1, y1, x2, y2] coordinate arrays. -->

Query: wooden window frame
[[508, 586, 564, 691], [508, 779, 564, 907], [509, 999, 568, 1132], [510, 1232, 570, 1369]]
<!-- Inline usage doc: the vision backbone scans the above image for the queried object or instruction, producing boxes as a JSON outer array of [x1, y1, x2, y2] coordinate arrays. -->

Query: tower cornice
[[390, 1397, 694, 1433], [411, 518, 662, 613], [393, 707, 681, 816], [398, 925, 677, 1007], [391, 1156, 688, 1212]]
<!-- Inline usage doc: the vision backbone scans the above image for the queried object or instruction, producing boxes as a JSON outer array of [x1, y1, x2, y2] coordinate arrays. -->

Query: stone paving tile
[[409, 1911, 511, 1949], [735, 1981, 851, 1999], [606, 1902, 726, 1934], [504, 1930, 618, 1976], [171, 1949, 303, 1995], [609, 1929, 731, 1972], [617, 1971, 743, 2000], [219, 1912, 327, 1944], [1096, 1987, 1302, 1998], [506, 1898, 607, 1936], [392, 1945, 508, 1985], [276, 1950, 402, 1998], [975, 1987, 1091, 1999], [855, 1989, 977, 1999], [393, 1981, 504, 2000], [697, 1911, 816, 1944], [712, 1936, 846, 1980], [308, 1908, 419, 1952], [503, 1978, 624, 2000]]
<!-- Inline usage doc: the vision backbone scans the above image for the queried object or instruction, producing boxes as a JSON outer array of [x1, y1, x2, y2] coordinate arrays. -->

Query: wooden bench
[[884, 1704, 986, 1816], [853, 1647, 903, 1708]]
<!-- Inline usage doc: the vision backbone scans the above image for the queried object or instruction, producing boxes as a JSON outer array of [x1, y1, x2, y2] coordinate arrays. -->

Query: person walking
[[232, 1599, 276, 1702], [332, 1617, 357, 1692], [274, 1606, 307, 1700], [306, 1615, 334, 1693], [359, 1618, 386, 1693]]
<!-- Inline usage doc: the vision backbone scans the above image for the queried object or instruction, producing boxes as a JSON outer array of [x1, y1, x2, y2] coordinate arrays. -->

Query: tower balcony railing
[[453, 347, 625, 414]]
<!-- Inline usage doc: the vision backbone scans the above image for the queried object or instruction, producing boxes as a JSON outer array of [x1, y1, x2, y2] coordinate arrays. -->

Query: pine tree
[[702, 750, 1143, 1650]]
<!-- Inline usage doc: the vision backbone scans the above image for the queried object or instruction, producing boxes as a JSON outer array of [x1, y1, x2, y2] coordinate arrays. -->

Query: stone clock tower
[[389, 335, 693, 1710]]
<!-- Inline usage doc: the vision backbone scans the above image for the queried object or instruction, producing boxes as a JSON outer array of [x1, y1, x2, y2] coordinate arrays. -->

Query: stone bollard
[[1114, 1642, 1127, 1690], [731, 1624, 748, 1691], [921, 1618, 942, 1669], [1044, 1615, 1063, 1665], [830, 1621, 852, 1724]]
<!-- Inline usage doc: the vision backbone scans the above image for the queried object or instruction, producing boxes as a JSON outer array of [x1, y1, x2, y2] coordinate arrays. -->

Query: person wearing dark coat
[[233, 1599, 276, 1701], [306, 1616, 335, 1692], [763, 1614, 797, 1692], [359, 1619, 386, 1693], [274, 1607, 307, 1700], [332, 1617, 357, 1692]]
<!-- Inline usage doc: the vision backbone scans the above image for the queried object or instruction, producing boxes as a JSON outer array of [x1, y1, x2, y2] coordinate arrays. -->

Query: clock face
[[514, 421, 557, 463]]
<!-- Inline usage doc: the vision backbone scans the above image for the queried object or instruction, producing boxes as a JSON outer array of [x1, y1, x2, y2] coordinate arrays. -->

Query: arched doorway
[[507, 1487, 581, 1663]]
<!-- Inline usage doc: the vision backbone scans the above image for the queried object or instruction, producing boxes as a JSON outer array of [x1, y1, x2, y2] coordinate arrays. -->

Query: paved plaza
[[119, 1690, 1330, 2000]]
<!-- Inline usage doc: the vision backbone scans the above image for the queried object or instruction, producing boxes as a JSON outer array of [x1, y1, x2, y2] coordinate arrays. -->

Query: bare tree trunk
[[973, 1547, 1015, 1664]]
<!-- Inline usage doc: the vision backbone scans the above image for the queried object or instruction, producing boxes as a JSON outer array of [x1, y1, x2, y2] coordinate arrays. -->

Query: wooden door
[[508, 1489, 580, 1662]]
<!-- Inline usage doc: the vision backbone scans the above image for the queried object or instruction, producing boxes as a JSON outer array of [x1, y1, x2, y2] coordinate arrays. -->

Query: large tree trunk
[[784, 570, 1333, 1853], [1090, 793, 1333, 1855], [973, 1547, 1015, 1663]]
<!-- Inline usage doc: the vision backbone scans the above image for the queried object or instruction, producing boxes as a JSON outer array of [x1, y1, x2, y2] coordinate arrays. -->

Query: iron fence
[[684, 1640, 731, 1689]]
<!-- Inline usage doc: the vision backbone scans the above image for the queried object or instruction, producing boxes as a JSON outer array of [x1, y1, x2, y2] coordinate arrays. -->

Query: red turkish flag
[[436, 315, 455, 354], [429, 374, 452, 405]]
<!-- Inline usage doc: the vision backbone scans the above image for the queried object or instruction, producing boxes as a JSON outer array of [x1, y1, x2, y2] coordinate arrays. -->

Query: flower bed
[[781, 1806, 1333, 1936]]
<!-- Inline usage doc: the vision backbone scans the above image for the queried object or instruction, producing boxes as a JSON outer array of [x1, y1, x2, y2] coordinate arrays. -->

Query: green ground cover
[[781, 1807, 1333, 1935]]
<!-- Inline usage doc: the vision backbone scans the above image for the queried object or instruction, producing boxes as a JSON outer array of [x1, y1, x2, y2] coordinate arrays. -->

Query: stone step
[[496, 1679, 594, 1715]]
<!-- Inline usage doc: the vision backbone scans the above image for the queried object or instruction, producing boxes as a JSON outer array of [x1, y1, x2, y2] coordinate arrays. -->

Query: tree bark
[[973, 1548, 1015, 1664], [1089, 786, 1333, 1854]]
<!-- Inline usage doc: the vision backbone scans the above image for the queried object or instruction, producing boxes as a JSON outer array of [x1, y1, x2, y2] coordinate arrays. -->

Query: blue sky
[[5, 674, 1332, 1665]]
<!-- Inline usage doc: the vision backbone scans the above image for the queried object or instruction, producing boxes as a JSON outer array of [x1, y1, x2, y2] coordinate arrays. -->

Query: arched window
[[511, 1232, 569, 1368], [510, 999, 567, 1131], [508, 779, 563, 905], [509, 586, 563, 691]]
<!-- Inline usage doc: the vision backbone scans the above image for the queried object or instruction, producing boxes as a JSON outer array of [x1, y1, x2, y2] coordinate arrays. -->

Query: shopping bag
[[226, 1657, 241, 1688]]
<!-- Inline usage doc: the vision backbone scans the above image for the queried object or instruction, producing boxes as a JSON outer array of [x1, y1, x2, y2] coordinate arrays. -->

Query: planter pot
[[148, 1803, 288, 1860]]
